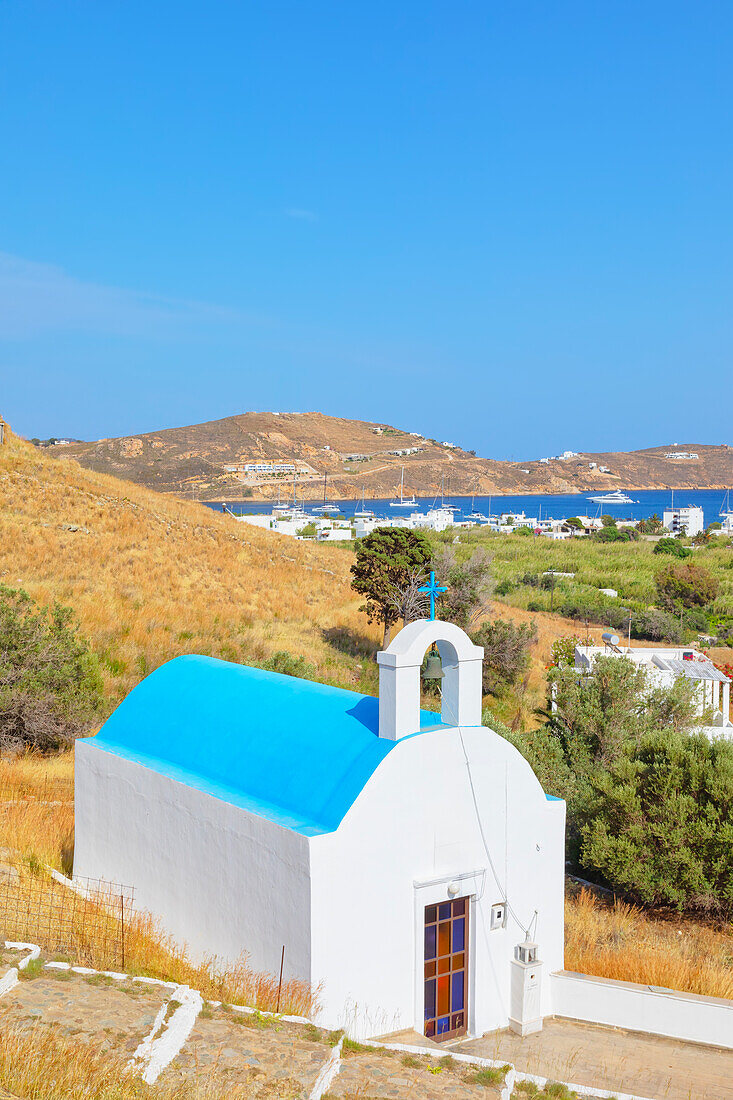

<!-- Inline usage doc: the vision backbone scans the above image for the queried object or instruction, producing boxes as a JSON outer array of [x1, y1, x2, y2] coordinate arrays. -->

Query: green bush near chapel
[[540, 656, 733, 916], [0, 584, 104, 752]]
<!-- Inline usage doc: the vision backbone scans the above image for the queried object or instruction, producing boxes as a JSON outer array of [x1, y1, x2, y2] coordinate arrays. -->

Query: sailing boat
[[466, 488, 487, 522], [312, 472, 339, 515], [272, 484, 289, 516], [389, 466, 417, 508], [720, 489, 733, 534], [354, 486, 375, 519]]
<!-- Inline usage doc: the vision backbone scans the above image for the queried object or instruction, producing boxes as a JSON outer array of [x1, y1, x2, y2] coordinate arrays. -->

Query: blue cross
[[418, 571, 447, 620]]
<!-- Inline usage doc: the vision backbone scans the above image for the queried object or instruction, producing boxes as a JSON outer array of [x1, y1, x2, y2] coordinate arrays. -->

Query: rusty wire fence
[[0, 868, 135, 970]]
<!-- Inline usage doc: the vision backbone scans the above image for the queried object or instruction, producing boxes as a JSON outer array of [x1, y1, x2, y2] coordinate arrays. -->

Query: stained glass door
[[423, 897, 468, 1040]]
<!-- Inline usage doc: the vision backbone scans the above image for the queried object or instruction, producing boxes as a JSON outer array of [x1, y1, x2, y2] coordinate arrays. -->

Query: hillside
[[0, 424, 375, 708], [45, 411, 732, 500], [1, 420, 626, 726]]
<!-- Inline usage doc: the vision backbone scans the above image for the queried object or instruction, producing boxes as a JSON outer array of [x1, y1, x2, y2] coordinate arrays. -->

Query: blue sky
[[1, 2, 731, 458]]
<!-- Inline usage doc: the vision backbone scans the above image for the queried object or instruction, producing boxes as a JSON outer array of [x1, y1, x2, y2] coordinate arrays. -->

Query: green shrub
[[654, 537, 692, 559], [655, 562, 719, 610], [580, 731, 733, 915], [0, 585, 104, 752], [472, 619, 537, 695], [549, 656, 733, 915], [263, 651, 316, 679]]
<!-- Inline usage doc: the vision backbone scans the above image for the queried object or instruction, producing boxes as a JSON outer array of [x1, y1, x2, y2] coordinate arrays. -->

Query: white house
[[574, 642, 732, 740], [74, 619, 565, 1041], [663, 505, 704, 537]]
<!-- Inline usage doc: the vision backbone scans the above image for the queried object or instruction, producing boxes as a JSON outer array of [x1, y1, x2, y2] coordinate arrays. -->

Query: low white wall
[[551, 970, 733, 1050]]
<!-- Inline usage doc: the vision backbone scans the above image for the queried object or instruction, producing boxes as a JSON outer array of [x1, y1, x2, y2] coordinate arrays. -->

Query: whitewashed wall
[[309, 725, 565, 1039], [74, 743, 312, 983], [552, 970, 733, 1050]]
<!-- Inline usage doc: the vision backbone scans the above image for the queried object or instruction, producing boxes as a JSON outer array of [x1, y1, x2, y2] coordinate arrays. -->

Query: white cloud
[[284, 207, 318, 222], [0, 252, 248, 338]]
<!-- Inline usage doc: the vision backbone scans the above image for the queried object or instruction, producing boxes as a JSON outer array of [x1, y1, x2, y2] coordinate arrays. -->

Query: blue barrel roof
[[80, 655, 448, 836]]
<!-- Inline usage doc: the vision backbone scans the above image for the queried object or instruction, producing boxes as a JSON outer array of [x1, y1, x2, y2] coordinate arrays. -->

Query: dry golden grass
[[0, 752, 75, 871], [0, 428, 378, 708], [0, 750, 74, 800], [565, 888, 733, 1000], [0, 1023, 260, 1098]]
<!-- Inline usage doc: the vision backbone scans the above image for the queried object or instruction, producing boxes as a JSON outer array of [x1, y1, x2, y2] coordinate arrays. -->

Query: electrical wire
[[439, 682, 537, 940]]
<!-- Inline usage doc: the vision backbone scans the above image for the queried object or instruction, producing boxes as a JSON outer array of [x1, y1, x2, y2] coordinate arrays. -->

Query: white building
[[75, 620, 565, 1041], [663, 506, 704, 537], [574, 643, 732, 740]]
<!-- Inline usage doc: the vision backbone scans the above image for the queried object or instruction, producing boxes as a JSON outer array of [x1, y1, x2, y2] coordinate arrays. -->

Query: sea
[[205, 488, 731, 528]]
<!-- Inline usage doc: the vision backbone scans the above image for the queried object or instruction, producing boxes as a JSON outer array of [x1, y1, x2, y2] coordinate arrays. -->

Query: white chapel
[[74, 618, 566, 1040]]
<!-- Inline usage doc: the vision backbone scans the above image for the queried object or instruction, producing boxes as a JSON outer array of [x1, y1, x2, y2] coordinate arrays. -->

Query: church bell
[[422, 645, 444, 681]]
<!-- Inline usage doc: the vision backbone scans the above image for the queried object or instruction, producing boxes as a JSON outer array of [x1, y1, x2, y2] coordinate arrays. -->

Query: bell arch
[[376, 619, 484, 740]]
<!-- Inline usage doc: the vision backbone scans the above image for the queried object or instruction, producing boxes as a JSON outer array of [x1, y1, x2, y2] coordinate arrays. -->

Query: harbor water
[[205, 488, 730, 528]]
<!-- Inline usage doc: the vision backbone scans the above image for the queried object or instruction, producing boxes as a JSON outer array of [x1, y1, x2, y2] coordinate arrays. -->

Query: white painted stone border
[[129, 983, 204, 1084], [308, 1035, 343, 1100], [3, 947, 334, 1091], [0, 941, 42, 998]]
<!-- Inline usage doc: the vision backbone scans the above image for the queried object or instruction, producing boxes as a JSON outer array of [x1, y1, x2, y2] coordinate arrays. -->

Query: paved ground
[[0, 969, 169, 1058], [381, 1020, 733, 1099], [161, 1008, 335, 1098], [2, 948, 730, 1099], [328, 1047, 502, 1099]]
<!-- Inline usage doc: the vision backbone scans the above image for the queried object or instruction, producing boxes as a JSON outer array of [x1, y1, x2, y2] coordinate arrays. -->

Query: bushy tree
[[433, 546, 494, 631], [655, 562, 719, 610], [550, 656, 700, 770], [472, 618, 537, 695], [595, 526, 635, 543], [637, 513, 665, 534], [580, 732, 733, 915], [0, 585, 104, 752], [653, 537, 692, 559], [545, 655, 733, 915], [351, 528, 432, 645]]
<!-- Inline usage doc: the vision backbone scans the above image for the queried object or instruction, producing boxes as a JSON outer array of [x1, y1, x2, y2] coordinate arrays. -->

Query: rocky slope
[[40, 411, 731, 500]]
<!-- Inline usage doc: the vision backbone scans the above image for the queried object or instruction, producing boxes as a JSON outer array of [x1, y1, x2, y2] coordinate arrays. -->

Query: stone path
[[327, 1046, 503, 1099], [160, 1009, 336, 1097], [0, 969, 170, 1059]]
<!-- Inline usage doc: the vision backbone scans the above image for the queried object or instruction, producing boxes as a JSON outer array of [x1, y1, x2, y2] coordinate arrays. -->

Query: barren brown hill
[[45, 412, 732, 500], [0, 423, 376, 708], [0, 418, 619, 727]]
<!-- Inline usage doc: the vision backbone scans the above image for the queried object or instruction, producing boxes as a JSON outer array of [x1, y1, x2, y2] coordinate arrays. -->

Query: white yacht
[[587, 489, 636, 505]]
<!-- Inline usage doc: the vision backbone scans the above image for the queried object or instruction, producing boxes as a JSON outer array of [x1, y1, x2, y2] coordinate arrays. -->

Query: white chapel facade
[[74, 618, 566, 1040]]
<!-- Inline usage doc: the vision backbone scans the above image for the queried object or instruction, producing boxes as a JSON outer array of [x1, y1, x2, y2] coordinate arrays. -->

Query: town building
[[574, 642, 732, 740], [663, 505, 704, 537], [74, 619, 565, 1041]]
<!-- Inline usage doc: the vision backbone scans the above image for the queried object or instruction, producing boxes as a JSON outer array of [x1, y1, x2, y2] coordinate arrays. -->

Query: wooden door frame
[[412, 869, 485, 1040]]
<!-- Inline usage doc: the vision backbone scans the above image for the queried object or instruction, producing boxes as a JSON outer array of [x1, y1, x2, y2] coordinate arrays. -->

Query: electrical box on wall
[[490, 902, 505, 930]]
